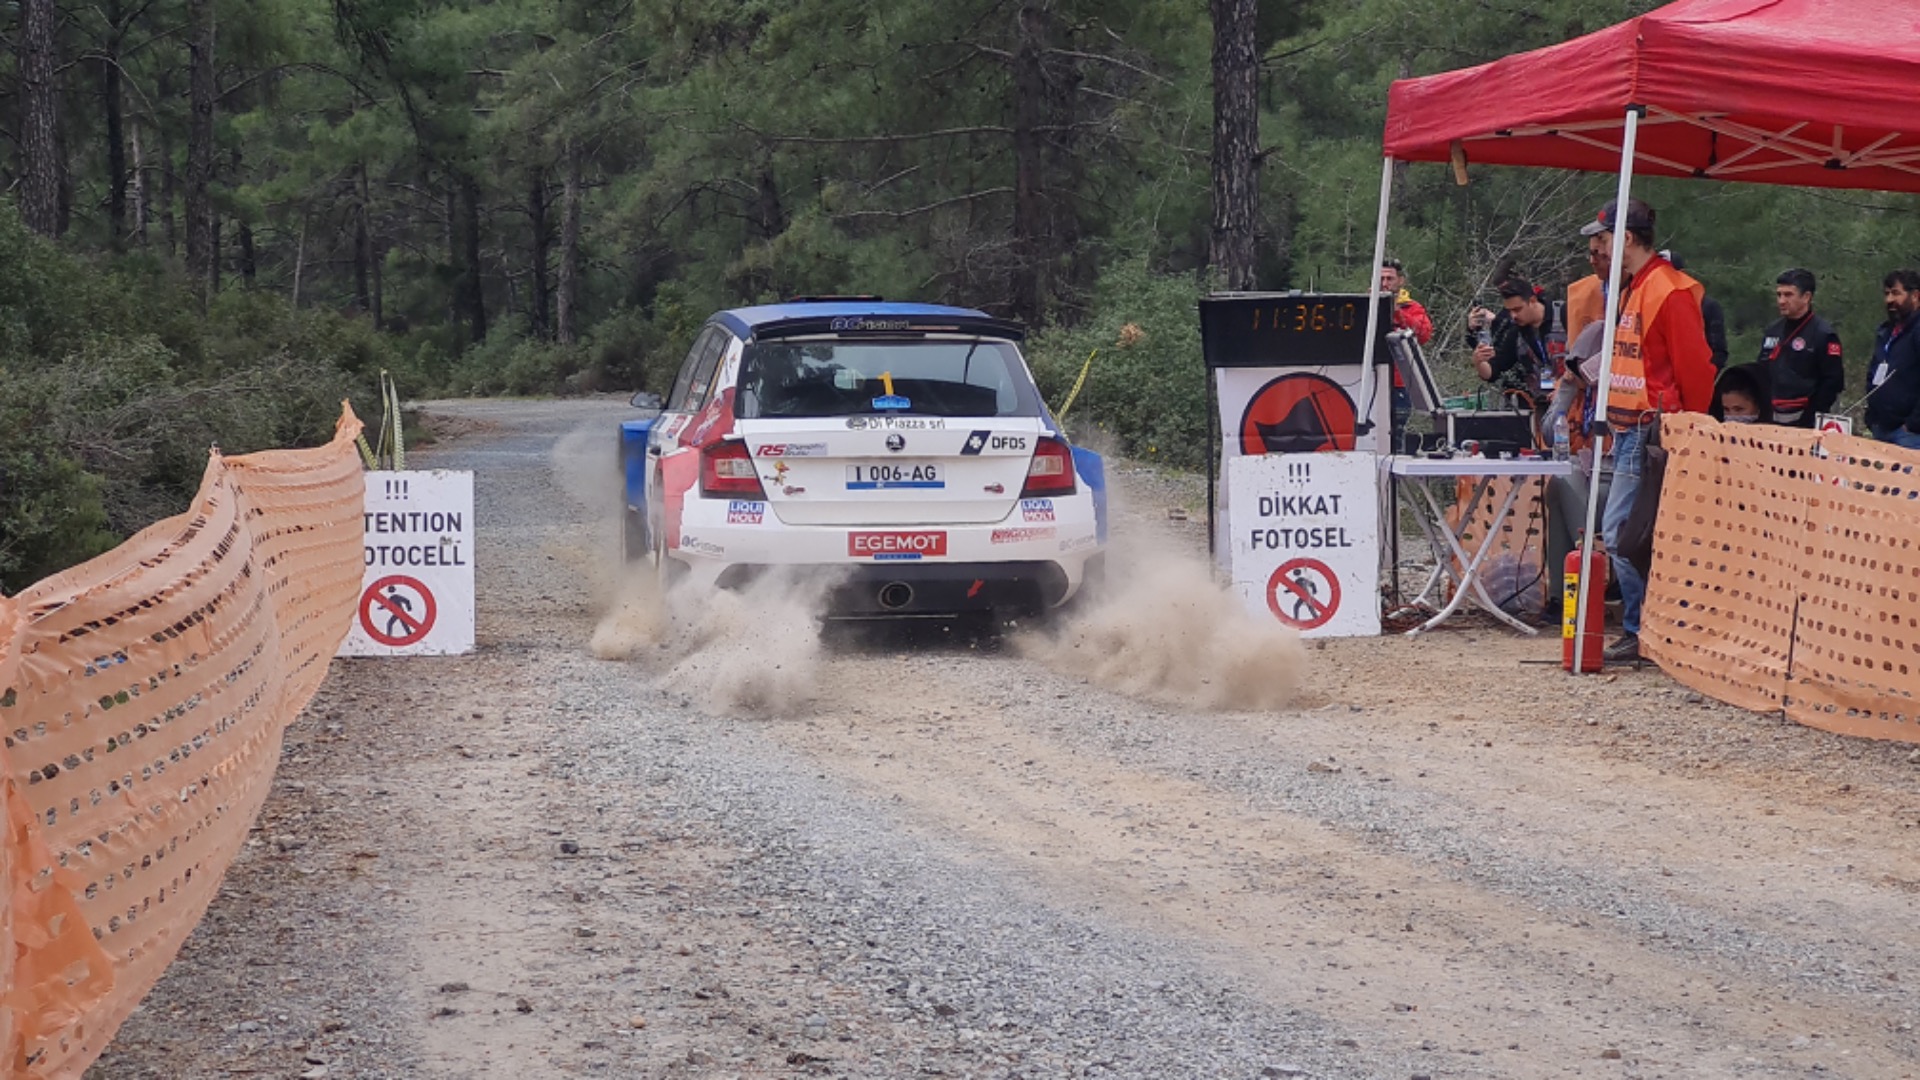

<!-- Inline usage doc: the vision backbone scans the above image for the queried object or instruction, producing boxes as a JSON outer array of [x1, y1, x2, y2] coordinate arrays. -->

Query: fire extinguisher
[[1563, 540, 1608, 673]]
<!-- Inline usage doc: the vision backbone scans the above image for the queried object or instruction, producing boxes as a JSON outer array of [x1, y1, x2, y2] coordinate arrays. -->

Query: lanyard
[[1769, 313, 1815, 361], [1880, 315, 1916, 363]]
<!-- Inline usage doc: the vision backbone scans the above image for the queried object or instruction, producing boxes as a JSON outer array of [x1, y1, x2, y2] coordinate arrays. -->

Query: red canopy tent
[[1353, 0, 1920, 663], [1383, 0, 1920, 193]]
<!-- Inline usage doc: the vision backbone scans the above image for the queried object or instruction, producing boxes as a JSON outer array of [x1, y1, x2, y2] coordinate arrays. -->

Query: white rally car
[[623, 300, 1108, 617]]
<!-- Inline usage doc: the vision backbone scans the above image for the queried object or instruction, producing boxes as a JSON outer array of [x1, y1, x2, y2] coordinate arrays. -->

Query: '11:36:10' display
[[1198, 294, 1391, 369], [1250, 302, 1360, 334]]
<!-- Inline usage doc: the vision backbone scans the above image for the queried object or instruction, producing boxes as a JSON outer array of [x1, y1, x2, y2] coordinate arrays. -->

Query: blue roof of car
[[713, 302, 994, 339]]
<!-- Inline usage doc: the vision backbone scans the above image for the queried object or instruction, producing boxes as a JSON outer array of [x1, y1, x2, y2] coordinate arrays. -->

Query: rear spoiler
[[745, 314, 1027, 343]]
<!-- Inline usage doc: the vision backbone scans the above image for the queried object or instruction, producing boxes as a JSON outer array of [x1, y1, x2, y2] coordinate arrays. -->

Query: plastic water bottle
[[1552, 412, 1571, 461]]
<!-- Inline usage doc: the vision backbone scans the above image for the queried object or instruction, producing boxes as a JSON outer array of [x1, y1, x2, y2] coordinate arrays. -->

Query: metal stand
[[1399, 475, 1538, 636]]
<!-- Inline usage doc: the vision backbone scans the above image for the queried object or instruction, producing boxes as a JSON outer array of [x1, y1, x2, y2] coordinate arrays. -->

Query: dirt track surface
[[88, 397, 1920, 1080]]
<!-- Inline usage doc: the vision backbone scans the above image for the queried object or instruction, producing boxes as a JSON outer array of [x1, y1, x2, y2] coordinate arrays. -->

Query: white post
[[1572, 106, 1642, 672], [1357, 156, 1395, 441]]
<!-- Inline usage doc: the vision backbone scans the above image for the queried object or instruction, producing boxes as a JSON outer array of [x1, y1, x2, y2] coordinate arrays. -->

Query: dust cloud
[[548, 419, 630, 611], [549, 419, 831, 716], [590, 570, 833, 716], [588, 572, 669, 660], [550, 421, 621, 513], [1022, 540, 1306, 712], [553, 418, 1300, 714]]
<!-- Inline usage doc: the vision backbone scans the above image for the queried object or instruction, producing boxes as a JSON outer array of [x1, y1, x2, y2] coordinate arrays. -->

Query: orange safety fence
[[0, 405, 364, 1077], [1644, 414, 1920, 742], [1445, 476, 1549, 614]]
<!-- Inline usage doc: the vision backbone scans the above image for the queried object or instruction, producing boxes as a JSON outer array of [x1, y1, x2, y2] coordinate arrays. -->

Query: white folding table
[[1389, 456, 1573, 636]]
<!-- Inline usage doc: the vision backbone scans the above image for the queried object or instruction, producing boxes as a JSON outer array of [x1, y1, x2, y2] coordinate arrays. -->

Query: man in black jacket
[[1757, 267, 1844, 426], [1865, 268, 1920, 450], [1466, 270, 1554, 415]]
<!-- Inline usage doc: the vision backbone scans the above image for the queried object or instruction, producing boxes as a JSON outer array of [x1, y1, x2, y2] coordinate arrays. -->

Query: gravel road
[[88, 396, 1920, 1080]]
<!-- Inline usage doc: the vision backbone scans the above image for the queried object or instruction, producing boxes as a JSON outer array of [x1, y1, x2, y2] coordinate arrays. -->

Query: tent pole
[[1573, 106, 1642, 672], [1356, 156, 1394, 440]]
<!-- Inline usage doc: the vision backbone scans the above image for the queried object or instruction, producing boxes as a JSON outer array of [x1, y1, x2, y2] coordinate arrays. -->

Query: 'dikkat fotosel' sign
[[339, 470, 476, 657], [1227, 452, 1380, 638]]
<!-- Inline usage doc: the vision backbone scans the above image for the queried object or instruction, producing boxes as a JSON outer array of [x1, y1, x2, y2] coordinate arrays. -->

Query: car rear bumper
[[714, 561, 1081, 617]]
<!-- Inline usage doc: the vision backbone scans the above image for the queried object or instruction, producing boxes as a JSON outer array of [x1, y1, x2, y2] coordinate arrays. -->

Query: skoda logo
[[885, 433, 906, 453]]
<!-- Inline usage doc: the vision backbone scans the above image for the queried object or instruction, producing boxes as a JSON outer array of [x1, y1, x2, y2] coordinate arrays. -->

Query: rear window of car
[[734, 338, 1042, 419]]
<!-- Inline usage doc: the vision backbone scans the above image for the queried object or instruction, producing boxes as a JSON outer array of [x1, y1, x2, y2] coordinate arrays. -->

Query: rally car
[[618, 299, 1107, 617]]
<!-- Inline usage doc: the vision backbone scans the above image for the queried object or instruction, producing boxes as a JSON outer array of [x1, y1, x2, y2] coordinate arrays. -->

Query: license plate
[[846, 463, 944, 490]]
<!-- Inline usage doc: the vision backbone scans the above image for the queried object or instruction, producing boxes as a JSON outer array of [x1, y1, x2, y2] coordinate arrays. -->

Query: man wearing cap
[[1756, 268, 1843, 427], [1566, 228, 1612, 343], [1587, 197, 1715, 664]]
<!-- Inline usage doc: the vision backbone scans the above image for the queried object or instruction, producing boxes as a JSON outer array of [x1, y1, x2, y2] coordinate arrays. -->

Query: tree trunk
[[104, 54, 127, 245], [184, 0, 217, 297], [556, 142, 582, 346], [360, 166, 383, 329], [239, 222, 256, 284], [461, 172, 487, 343], [102, 0, 127, 246], [528, 168, 551, 341], [130, 118, 149, 245], [445, 181, 460, 329], [1209, 0, 1259, 291], [158, 68, 177, 257], [19, 0, 64, 237], [355, 175, 374, 317], [754, 167, 786, 241], [1008, 8, 1051, 324], [370, 234, 384, 331], [292, 212, 308, 307]]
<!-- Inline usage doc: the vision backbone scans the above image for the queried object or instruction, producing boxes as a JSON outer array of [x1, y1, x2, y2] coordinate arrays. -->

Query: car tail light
[[1020, 436, 1078, 498], [700, 440, 767, 499]]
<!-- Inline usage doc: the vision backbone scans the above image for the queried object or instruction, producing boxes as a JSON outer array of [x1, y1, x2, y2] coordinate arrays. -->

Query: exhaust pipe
[[877, 582, 914, 611]]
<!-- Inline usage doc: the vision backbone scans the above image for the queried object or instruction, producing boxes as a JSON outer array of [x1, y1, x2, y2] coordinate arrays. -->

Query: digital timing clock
[[1200, 293, 1392, 369]]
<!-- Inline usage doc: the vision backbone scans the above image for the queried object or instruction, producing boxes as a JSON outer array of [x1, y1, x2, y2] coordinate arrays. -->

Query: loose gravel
[[88, 396, 1920, 1080]]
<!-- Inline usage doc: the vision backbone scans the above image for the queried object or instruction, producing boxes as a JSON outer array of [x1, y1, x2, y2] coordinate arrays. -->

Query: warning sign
[[1267, 558, 1341, 631], [1228, 452, 1380, 638], [1237, 373, 1360, 455], [359, 575, 437, 647], [339, 471, 475, 656], [1816, 413, 1854, 436]]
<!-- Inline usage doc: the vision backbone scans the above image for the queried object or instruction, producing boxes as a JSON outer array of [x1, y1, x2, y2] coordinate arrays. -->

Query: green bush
[[584, 306, 671, 395], [0, 206, 398, 589], [431, 288, 701, 400], [1026, 261, 1210, 468], [439, 323, 586, 397], [0, 376, 118, 592]]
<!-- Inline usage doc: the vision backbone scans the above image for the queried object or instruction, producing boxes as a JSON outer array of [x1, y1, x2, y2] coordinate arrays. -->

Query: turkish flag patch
[[1828, 341, 1843, 356]]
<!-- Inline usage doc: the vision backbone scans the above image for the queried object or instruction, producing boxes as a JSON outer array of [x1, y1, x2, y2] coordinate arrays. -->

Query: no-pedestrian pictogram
[[1267, 557, 1341, 631], [359, 574, 437, 647]]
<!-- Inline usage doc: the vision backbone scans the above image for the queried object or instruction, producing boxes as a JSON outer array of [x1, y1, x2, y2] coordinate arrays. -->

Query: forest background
[[3, 0, 1917, 586]]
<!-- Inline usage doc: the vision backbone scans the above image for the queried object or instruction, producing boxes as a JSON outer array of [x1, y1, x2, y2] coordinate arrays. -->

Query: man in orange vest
[[1565, 227, 1611, 342], [1591, 197, 1716, 664]]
